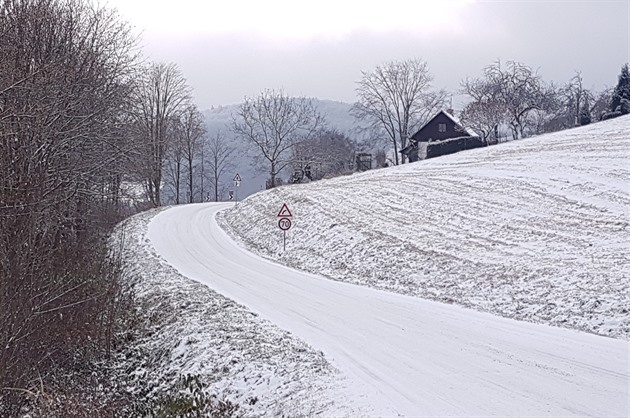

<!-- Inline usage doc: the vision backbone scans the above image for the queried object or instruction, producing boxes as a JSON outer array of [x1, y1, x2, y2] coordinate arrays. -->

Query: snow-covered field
[[150, 203, 628, 416], [124, 116, 629, 416], [219, 115, 630, 339]]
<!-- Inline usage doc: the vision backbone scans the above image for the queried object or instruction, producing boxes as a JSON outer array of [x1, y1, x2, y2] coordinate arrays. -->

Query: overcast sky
[[106, 0, 629, 110]]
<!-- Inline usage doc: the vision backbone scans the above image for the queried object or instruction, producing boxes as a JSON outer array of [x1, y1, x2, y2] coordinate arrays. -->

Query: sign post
[[233, 173, 242, 202], [277, 203, 293, 251]]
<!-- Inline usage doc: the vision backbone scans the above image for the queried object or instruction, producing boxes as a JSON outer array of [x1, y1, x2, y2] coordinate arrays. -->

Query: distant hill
[[201, 99, 358, 199], [202, 98, 356, 136]]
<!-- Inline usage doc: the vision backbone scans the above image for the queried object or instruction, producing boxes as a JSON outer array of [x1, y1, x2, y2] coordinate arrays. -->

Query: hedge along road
[[148, 202, 629, 417]]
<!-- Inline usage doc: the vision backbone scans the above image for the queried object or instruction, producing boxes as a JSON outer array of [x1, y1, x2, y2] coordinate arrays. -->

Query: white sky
[[105, 0, 629, 109], [107, 0, 474, 39]]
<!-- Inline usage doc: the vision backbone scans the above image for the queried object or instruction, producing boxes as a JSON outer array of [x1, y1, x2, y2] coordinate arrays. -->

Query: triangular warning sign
[[233, 173, 242, 182], [277, 203, 293, 217]]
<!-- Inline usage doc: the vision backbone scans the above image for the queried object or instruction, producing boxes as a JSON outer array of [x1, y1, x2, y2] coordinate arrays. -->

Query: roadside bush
[[601, 111, 623, 120], [147, 374, 240, 418], [0, 0, 139, 414]]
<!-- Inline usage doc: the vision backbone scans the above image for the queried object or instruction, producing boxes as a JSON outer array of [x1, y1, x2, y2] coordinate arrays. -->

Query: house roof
[[413, 110, 477, 138], [441, 110, 478, 137], [400, 143, 417, 155]]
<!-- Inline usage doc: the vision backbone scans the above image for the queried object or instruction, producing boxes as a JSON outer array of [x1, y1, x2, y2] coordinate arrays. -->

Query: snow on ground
[[118, 116, 629, 417], [218, 115, 630, 339], [150, 203, 628, 417], [113, 209, 371, 416]]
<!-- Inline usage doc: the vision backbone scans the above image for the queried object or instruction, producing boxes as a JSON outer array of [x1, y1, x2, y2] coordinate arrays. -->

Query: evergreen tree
[[610, 63, 630, 112]]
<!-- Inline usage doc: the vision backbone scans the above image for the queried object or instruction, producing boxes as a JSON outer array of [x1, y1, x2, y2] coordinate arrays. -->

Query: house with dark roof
[[401, 110, 484, 162]]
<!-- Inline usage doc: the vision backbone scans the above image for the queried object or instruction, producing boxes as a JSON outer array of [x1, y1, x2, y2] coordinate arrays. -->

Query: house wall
[[407, 146, 420, 163], [411, 113, 470, 142], [426, 136, 484, 159]]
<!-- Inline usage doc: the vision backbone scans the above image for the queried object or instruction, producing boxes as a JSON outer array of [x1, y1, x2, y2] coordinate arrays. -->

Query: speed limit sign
[[278, 217, 292, 231]]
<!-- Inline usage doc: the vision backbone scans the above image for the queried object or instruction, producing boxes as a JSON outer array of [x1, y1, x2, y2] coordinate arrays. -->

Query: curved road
[[149, 203, 628, 417]]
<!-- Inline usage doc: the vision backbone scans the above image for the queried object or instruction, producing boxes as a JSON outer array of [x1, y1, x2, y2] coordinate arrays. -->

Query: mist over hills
[[201, 99, 361, 199]]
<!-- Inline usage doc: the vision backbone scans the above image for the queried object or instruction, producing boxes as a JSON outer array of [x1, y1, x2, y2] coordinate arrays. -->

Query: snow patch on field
[[218, 116, 630, 339], [114, 209, 369, 416]]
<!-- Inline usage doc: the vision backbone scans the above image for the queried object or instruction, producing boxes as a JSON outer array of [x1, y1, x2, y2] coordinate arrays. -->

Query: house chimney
[[447, 97, 454, 116]]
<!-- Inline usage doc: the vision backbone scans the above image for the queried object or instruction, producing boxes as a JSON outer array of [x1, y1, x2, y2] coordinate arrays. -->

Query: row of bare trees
[[131, 62, 241, 205], [0, 0, 141, 414], [228, 60, 625, 186], [0, 0, 240, 413], [131, 63, 193, 207], [458, 60, 617, 142], [347, 58, 624, 165], [125, 62, 236, 206]]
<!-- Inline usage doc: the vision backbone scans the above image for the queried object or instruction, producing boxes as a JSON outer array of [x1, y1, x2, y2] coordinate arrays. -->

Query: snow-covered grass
[[218, 116, 630, 339], [113, 209, 367, 416]]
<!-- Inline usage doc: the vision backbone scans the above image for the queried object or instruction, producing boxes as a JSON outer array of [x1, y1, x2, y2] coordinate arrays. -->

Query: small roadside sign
[[228, 190, 234, 200], [277, 203, 293, 251], [233, 173, 242, 182], [277, 203, 293, 218], [278, 218, 292, 231]]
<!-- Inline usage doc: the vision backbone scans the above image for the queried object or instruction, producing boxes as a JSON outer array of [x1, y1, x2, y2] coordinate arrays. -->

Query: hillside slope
[[218, 116, 630, 339], [149, 203, 627, 417]]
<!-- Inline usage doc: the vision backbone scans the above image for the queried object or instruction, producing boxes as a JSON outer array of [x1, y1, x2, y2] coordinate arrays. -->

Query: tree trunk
[[175, 160, 181, 204], [213, 161, 219, 202], [393, 140, 400, 165], [214, 174, 219, 202], [153, 177, 161, 207], [200, 146, 205, 201], [270, 161, 277, 188], [188, 161, 194, 203]]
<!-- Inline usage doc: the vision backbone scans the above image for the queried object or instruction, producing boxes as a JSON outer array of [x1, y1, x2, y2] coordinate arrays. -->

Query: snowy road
[[149, 203, 628, 417]]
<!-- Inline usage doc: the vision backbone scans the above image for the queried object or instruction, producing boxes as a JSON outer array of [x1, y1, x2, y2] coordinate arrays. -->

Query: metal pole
[[283, 230, 286, 252]]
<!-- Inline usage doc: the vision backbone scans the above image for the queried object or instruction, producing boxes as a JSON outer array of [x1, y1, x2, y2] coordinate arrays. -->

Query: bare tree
[[162, 105, 205, 204], [352, 58, 447, 164], [462, 60, 553, 140], [541, 72, 593, 132], [165, 116, 186, 204], [458, 100, 506, 144], [291, 129, 356, 181], [205, 132, 235, 202], [131, 62, 191, 206], [232, 90, 324, 188], [180, 105, 206, 203], [566, 71, 591, 126], [0, 0, 138, 413]]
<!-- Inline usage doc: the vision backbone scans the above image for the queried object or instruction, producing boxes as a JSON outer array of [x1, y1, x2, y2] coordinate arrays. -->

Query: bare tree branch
[[352, 58, 446, 164], [232, 90, 325, 188]]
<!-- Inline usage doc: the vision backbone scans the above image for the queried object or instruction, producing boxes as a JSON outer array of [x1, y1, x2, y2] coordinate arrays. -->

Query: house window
[[438, 123, 447, 132]]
